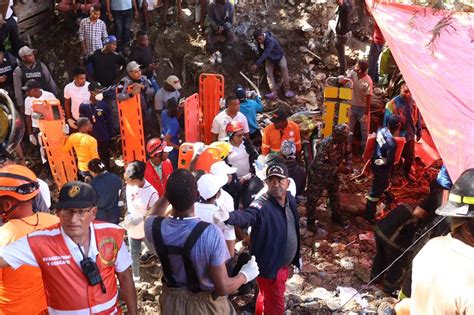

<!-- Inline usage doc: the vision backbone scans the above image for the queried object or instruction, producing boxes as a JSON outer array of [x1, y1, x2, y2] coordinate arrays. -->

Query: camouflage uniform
[[306, 124, 348, 228]]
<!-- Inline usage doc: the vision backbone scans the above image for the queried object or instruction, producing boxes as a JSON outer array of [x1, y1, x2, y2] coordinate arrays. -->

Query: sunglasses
[[0, 182, 39, 195], [58, 206, 94, 218]]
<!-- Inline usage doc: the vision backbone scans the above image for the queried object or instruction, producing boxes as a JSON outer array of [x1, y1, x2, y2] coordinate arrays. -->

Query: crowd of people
[[0, 1, 472, 315]]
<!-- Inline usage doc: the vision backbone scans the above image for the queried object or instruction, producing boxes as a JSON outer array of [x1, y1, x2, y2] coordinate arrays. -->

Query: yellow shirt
[[64, 132, 99, 171], [0, 212, 59, 315]]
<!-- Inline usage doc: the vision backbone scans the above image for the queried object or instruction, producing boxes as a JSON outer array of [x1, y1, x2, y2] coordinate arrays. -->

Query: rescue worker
[[0, 165, 59, 314], [213, 161, 301, 315], [235, 84, 263, 147], [408, 168, 474, 314], [371, 203, 430, 295], [0, 181, 138, 314], [63, 117, 99, 181], [261, 107, 301, 159], [363, 115, 402, 223], [306, 124, 349, 232], [144, 137, 174, 197], [280, 140, 306, 197], [384, 83, 422, 183], [225, 120, 259, 179], [144, 169, 259, 313], [117, 61, 156, 138], [13, 46, 59, 111]]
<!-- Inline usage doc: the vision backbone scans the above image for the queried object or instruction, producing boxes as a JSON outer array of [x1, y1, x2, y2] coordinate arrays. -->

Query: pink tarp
[[368, 1, 474, 181]]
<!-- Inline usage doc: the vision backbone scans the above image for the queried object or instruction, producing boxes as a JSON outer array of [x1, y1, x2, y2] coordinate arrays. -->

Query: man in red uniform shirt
[[144, 138, 174, 196]]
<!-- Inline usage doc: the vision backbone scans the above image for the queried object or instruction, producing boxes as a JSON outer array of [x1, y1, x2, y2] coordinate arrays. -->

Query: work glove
[[238, 255, 259, 283], [212, 207, 230, 230], [374, 158, 387, 166], [219, 97, 225, 109], [193, 142, 206, 155], [29, 134, 38, 146]]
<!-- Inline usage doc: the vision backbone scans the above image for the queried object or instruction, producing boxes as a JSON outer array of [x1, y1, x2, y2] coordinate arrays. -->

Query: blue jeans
[[112, 9, 133, 47], [368, 43, 384, 84], [128, 236, 154, 278]]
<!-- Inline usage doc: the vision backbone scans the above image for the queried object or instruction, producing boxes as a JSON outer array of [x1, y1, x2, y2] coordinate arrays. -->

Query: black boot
[[363, 200, 377, 224], [331, 213, 349, 228]]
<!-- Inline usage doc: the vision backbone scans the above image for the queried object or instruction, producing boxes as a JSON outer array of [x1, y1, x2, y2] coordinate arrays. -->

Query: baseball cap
[[126, 61, 141, 72], [22, 79, 40, 91], [210, 161, 237, 176], [104, 35, 117, 45], [197, 173, 227, 200], [265, 162, 288, 179], [165, 75, 182, 90], [235, 85, 246, 101], [88, 82, 104, 92], [56, 181, 98, 209], [18, 46, 36, 58], [253, 29, 264, 39], [270, 108, 289, 123]]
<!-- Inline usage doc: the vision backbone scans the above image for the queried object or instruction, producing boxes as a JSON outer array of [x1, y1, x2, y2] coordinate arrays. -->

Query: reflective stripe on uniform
[[47, 292, 118, 314]]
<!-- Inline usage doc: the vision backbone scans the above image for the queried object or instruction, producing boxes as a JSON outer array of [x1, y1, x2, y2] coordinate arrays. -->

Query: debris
[[302, 48, 322, 61]]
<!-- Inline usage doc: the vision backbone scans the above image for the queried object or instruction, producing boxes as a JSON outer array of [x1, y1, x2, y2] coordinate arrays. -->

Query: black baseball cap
[[265, 162, 289, 179], [56, 181, 97, 209], [88, 82, 104, 92], [22, 79, 40, 91], [270, 108, 289, 123]]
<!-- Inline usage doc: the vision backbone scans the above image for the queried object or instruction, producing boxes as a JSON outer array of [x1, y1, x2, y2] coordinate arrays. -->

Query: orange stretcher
[[33, 100, 77, 189], [184, 93, 201, 142], [199, 73, 224, 144], [322, 77, 352, 138], [116, 87, 146, 163], [363, 133, 406, 163]]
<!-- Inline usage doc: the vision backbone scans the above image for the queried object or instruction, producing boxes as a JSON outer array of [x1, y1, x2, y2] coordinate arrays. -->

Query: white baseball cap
[[210, 161, 237, 176], [197, 173, 227, 200], [165, 75, 182, 90]]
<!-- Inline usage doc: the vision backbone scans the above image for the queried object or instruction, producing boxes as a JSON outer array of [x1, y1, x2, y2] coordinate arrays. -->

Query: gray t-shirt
[[154, 88, 180, 111], [282, 203, 297, 266], [144, 215, 230, 291], [348, 70, 373, 108]]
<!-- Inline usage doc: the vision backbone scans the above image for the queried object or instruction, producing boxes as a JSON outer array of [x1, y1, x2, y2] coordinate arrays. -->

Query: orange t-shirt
[[261, 121, 302, 155], [63, 132, 99, 171], [0, 212, 59, 315]]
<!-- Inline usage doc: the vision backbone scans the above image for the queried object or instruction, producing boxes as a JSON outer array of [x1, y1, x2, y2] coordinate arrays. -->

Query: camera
[[80, 257, 103, 287]]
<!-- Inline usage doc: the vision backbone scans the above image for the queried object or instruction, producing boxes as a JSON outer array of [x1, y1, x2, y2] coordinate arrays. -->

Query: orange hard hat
[[146, 138, 173, 157], [225, 121, 245, 138], [0, 164, 39, 201]]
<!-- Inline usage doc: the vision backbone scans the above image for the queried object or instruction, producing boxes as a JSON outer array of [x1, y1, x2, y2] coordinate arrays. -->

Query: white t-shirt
[[227, 142, 250, 179], [0, 223, 132, 273], [38, 178, 51, 209], [411, 234, 474, 314], [64, 81, 91, 120], [125, 180, 159, 239], [216, 189, 234, 213], [211, 110, 250, 140], [24, 90, 56, 128], [194, 202, 236, 241]]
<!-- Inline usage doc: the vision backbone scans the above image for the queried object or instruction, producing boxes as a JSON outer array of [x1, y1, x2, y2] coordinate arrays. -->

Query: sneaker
[[265, 92, 278, 100], [133, 276, 140, 283], [284, 90, 295, 98], [215, 51, 222, 64]]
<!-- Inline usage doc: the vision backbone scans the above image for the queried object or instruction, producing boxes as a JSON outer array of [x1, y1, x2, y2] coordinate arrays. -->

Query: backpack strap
[[182, 221, 210, 293], [152, 216, 178, 288]]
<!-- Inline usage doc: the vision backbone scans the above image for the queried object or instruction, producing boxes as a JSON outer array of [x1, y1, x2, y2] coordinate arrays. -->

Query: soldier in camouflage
[[306, 124, 349, 232]]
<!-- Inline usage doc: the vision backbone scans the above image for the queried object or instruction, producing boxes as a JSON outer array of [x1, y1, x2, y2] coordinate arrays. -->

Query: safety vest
[[27, 221, 125, 314], [20, 62, 50, 91]]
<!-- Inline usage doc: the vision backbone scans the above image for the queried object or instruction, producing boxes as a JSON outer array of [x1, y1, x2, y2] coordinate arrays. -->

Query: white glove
[[29, 134, 38, 146], [193, 142, 206, 155], [239, 256, 259, 283], [212, 208, 230, 230], [63, 124, 70, 135], [219, 97, 225, 109], [241, 173, 252, 181], [374, 158, 386, 166]]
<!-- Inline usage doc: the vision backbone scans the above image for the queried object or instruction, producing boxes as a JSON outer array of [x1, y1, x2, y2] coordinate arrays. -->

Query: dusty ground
[[26, 1, 440, 314]]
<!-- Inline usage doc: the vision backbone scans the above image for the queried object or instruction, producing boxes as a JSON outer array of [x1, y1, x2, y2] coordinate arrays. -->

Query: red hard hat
[[225, 121, 244, 137], [146, 138, 172, 157]]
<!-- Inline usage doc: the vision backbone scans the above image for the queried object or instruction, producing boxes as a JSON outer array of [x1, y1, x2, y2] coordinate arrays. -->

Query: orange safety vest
[[27, 222, 125, 314]]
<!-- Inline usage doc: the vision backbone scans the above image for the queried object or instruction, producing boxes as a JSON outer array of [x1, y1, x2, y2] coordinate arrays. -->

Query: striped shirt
[[79, 17, 108, 55]]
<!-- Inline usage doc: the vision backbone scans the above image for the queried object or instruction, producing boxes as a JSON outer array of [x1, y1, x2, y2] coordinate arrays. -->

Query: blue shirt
[[79, 100, 115, 142], [373, 127, 397, 172], [90, 172, 123, 223], [436, 165, 453, 190], [111, 0, 132, 11], [161, 110, 180, 158], [239, 98, 263, 134], [144, 216, 230, 291]]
